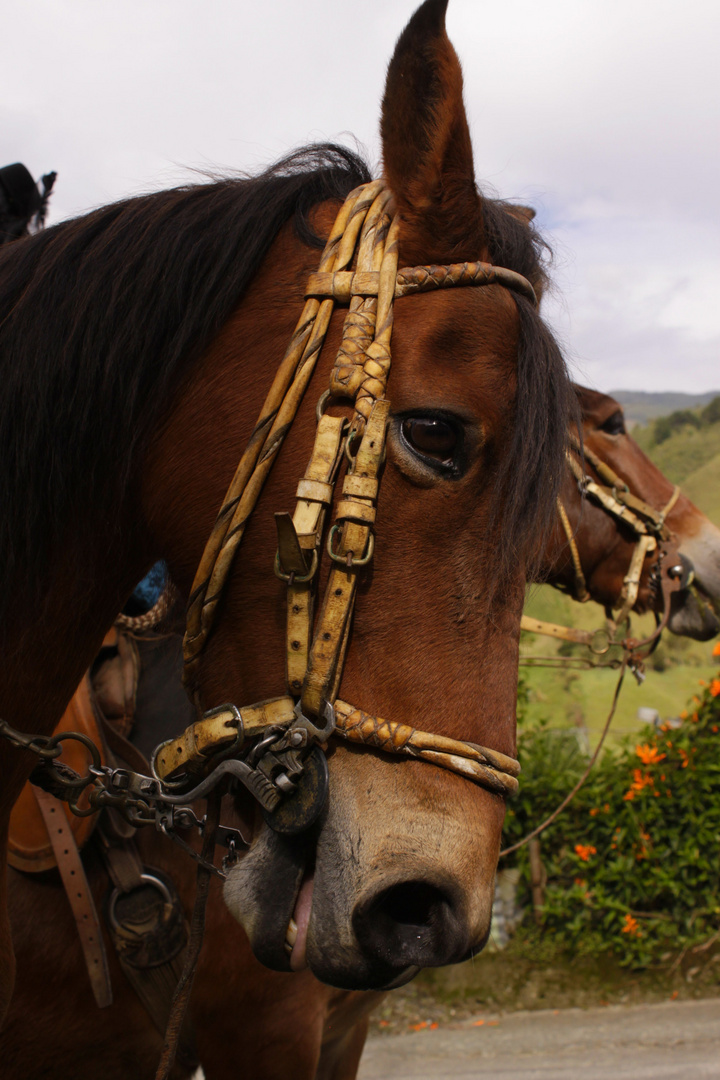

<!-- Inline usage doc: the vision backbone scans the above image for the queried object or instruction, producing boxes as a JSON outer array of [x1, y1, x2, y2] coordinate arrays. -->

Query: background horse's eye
[[402, 417, 458, 465], [599, 410, 626, 436]]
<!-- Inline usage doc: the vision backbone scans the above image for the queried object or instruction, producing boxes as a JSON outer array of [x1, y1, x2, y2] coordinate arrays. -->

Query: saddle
[[7, 626, 196, 1065], [7, 627, 137, 872]]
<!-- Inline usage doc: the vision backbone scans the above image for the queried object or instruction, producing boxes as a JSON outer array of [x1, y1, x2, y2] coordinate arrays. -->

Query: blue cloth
[[130, 561, 167, 612]]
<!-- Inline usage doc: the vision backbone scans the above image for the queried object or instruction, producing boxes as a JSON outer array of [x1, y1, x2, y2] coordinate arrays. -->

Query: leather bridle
[[157, 179, 541, 820], [521, 434, 686, 659]]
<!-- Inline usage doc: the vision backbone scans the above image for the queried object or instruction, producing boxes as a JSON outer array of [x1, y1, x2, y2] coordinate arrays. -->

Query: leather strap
[[280, 413, 346, 694], [301, 399, 390, 717], [556, 497, 590, 602], [33, 786, 113, 1007]]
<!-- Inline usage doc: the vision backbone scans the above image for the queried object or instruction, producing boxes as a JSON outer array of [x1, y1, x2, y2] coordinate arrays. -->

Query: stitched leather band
[[33, 786, 113, 1007], [283, 414, 346, 694]]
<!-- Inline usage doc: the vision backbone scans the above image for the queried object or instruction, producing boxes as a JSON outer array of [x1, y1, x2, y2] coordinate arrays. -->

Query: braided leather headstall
[[167, 179, 538, 823]]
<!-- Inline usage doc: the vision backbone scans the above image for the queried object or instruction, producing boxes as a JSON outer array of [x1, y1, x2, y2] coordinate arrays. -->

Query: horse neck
[[0, 513, 153, 790]]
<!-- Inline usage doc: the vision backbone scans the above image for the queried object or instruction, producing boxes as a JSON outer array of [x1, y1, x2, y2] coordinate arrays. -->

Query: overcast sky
[[4, 0, 719, 394]]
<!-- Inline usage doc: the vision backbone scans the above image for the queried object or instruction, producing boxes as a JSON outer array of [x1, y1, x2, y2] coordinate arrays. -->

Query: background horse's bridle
[[521, 435, 686, 662]]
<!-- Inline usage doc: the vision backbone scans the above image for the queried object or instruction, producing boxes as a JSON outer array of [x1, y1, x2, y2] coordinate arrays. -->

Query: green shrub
[[503, 665, 720, 966], [653, 409, 702, 444], [701, 395, 720, 426]]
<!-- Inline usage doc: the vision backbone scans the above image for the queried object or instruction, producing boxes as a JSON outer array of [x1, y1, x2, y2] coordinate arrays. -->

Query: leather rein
[[2, 180, 542, 850]]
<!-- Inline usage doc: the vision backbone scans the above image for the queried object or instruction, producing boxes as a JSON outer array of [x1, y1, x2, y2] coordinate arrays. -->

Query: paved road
[[358, 998, 720, 1079]]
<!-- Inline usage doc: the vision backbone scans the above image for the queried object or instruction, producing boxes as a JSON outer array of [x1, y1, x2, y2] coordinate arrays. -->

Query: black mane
[[480, 196, 574, 582], [0, 145, 370, 624]]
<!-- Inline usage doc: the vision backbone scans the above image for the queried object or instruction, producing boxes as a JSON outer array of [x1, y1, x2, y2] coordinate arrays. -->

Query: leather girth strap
[[96, 813, 197, 1071], [32, 786, 113, 1008]]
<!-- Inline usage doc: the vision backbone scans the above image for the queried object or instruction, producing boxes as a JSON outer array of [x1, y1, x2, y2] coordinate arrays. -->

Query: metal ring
[[590, 628, 612, 656], [327, 524, 375, 567], [106, 871, 174, 934], [315, 390, 352, 428], [273, 547, 318, 584], [45, 730, 102, 770]]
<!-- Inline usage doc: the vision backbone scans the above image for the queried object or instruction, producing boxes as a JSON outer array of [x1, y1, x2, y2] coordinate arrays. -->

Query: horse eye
[[599, 410, 626, 436], [402, 417, 458, 465]]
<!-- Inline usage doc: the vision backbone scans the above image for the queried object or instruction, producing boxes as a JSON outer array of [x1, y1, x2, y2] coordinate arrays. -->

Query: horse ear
[[506, 204, 537, 223], [381, 0, 484, 263]]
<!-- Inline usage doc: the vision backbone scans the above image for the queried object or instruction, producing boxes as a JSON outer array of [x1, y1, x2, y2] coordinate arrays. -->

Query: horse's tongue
[[289, 874, 314, 972]]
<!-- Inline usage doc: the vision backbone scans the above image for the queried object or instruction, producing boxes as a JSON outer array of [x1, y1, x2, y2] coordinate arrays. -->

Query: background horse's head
[[542, 385, 720, 639]]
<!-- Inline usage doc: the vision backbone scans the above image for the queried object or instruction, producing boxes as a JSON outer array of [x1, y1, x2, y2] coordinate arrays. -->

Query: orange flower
[[679, 748, 689, 769], [710, 679, 720, 698], [604, 804, 610, 813], [636, 744, 666, 766], [712, 641, 720, 658], [623, 790, 635, 801], [621, 913, 641, 936], [589, 808, 600, 817], [575, 844, 597, 862]]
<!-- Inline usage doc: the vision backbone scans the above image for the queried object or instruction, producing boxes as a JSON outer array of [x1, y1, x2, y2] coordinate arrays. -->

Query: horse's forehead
[[577, 386, 621, 425], [388, 286, 519, 412]]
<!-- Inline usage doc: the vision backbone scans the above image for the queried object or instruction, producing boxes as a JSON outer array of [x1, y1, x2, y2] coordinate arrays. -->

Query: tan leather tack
[[523, 439, 684, 650], [33, 786, 113, 1007], [153, 697, 296, 782], [307, 261, 538, 307], [295, 478, 333, 504], [285, 414, 346, 694], [148, 692, 520, 798], [555, 497, 590, 603], [183, 180, 386, 693], [8, 676, 106, 873], [175, 180, 540, 799], [301, 399, 390, 718]]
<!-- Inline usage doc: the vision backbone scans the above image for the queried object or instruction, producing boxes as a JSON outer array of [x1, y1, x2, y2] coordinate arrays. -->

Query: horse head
[[543, 385, 720, 639], [139, 0, 571, 990]]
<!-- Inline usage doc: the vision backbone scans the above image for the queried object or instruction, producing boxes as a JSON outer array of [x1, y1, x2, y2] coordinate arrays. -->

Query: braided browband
[[306, 263, 537, 305]]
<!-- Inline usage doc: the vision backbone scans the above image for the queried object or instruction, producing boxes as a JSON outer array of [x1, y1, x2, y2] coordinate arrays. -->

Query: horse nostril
[[378, 881, 444, 930], [353, 879, 464, 969]]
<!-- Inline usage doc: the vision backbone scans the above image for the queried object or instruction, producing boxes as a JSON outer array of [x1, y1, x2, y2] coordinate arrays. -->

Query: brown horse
[[544, 386, 720, 639], [5, 383, 718, 1079], [0, 0, 572, 1023]]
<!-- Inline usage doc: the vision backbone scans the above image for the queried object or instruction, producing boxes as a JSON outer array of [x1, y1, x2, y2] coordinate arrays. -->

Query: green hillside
[[633, 421, 720, 489], [683, 452, 720, 526], [611, 389, 720, 428]]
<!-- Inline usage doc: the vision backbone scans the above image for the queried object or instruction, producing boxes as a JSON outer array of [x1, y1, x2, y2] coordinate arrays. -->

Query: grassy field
[[633, 421, 720, 486], [521, 586, 718, 743], [522, 408, 720, 746]]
